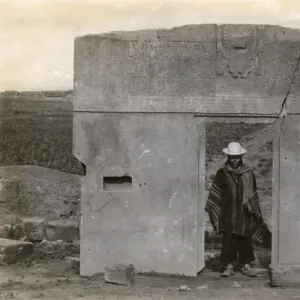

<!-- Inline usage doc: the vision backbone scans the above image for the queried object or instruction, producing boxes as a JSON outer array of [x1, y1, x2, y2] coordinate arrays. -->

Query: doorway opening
[[198, 116, 275, 275]]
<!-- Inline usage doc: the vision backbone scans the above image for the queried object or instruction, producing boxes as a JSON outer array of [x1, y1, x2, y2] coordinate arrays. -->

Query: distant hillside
[[0, 91, 73, 112]]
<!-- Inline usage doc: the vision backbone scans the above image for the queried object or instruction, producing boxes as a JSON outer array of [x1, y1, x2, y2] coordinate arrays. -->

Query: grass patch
[[0, 113, 84, 175]]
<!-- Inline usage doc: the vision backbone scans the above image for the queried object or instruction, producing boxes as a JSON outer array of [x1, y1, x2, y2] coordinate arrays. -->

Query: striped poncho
[[205, 163, 270, 243]]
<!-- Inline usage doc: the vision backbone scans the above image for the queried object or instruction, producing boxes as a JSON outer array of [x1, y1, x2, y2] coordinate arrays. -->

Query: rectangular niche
[[103, 176, 132, 192]]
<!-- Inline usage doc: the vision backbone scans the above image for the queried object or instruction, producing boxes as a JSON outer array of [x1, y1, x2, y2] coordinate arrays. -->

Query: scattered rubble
[[0, 213, 80, 265]]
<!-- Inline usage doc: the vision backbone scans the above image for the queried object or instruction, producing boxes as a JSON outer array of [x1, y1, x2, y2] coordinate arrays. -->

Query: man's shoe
[[220, 264, 234, 277], [241, 264, 257, 277]]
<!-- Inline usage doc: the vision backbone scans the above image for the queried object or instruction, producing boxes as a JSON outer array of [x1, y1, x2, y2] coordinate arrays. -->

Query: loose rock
[[197, 285, 208, 290], [104, 264, 135, 286], [179, 285, 190, 291], [233, 281, 242, 288]]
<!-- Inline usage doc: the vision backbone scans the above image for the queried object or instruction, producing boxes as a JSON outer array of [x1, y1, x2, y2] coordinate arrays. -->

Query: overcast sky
[[1, 0, 300, 91]]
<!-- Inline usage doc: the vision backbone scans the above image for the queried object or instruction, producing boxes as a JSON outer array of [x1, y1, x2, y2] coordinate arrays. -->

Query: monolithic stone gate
[[73, 24, 300, 287]]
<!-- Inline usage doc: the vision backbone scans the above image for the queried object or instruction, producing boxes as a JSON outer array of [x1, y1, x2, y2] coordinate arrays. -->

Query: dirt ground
[[0, 261, 299, 300]]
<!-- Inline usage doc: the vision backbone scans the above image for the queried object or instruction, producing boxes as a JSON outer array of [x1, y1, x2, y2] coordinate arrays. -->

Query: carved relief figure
[[216, 25, 264, 79]]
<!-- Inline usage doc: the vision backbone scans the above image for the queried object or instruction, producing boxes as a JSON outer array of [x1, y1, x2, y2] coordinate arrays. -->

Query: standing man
[[205, 142, 270, 277]]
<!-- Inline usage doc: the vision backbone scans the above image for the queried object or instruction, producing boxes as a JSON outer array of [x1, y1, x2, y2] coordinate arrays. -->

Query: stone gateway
[[73, 24, 300, 286]]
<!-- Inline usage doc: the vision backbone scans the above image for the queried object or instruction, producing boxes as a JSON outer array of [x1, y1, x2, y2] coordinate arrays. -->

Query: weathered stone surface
[[66, 256, 80, 273], [268, 266, 300, 287], [45, 220, 79, 242], [0, 238, 34, 264], [74, 24, 300, 114], [75, 113, 199, 276], [0, 226, 9, 239], [0, 177, 19, 203], [34, 240, 79, 261], [65, 240, 80, 256], [277, 115, 300, 265], [104, 264, 135, 286], [34, 240, 66, 260], [268, 114, 300, 287], [22, 217, 46, 242], [0, 215, 22, 240], [0, 166, 81, 220]]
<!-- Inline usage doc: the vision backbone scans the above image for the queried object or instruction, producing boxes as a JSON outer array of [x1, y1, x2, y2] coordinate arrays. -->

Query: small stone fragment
[[104, 264, 135, 286], [197, 285, 208, 290], [233, 281, 242, 288], [179, 285, 190, 291]]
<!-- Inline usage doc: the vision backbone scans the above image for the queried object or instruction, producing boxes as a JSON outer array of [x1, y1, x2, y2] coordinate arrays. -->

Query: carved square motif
[[216, 25, 265, 78]]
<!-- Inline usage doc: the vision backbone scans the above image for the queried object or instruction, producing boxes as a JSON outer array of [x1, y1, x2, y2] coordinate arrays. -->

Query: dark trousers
[[220, 232, 255, 267]]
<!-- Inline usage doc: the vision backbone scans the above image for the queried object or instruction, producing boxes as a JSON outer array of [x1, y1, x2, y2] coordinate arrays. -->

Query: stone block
[[66, 256, 80, 273], [22, 217, 46, 242], [104, 264, 135, 286], [45, 220, 79, 242], [73, 24, 300, 114], [268, 266, 300, 287], [0, 238, 34, 264], [76, 114, 199, 276]]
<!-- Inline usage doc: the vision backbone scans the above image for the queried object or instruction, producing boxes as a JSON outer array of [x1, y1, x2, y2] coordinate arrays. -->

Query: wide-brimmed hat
[[223, 142, 247, 156]]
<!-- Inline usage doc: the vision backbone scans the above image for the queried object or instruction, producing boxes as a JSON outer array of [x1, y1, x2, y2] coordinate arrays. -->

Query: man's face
[[228, 155, 242, 169]]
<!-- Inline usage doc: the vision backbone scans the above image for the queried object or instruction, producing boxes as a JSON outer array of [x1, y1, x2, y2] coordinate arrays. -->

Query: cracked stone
[[104, 264, 135, 286], [0, 238, 34, 264]]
